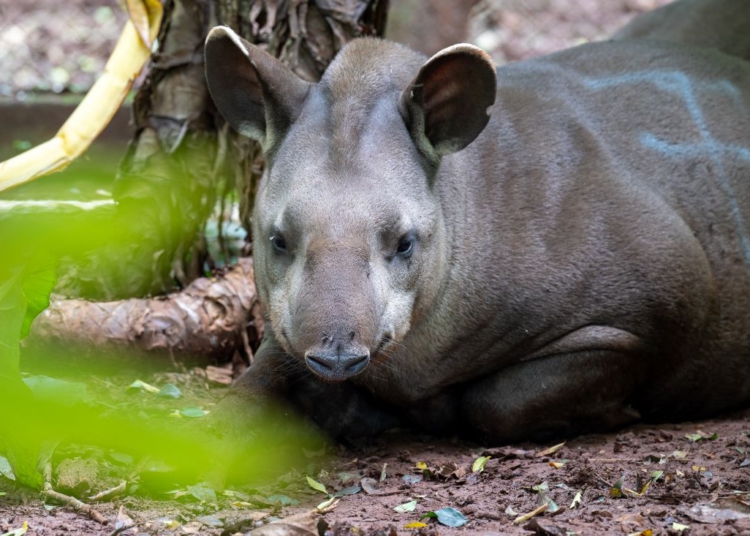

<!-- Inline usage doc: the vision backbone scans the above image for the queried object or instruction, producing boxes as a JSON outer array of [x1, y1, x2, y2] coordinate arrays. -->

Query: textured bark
[[30, 258, 261, 365]]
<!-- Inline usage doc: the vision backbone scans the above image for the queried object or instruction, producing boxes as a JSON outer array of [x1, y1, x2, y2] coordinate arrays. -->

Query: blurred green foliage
[[0, 152, 314, 495]]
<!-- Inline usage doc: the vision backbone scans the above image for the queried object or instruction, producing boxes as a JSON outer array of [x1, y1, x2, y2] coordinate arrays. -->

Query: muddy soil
[[1, 363, 749, 536]]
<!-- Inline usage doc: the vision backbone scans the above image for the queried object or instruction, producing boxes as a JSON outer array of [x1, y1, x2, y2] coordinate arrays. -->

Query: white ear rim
[[207, 25, 250, 58]]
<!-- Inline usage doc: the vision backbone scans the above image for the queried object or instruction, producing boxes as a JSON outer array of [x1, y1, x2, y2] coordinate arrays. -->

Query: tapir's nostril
[[307, 354, 333, 371], [349, 331, 356, 340], [305, 350, 370, 381], [345, 353, 368, 372]]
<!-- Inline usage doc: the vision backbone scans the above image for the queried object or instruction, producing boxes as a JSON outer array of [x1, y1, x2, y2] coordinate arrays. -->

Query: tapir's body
[[205, 0, 750, 443]]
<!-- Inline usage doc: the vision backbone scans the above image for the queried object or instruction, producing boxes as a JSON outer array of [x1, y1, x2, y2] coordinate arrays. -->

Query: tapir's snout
[[305, 348, 370, 381]]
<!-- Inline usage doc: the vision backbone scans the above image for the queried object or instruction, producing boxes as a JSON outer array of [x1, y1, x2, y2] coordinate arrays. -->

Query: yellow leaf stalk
[[0, 0, 163, 193]]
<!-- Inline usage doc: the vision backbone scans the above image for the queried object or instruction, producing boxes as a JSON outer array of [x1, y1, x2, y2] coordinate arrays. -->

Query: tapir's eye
[[270, 235, 287, 253], [396, 235, 415, 258]]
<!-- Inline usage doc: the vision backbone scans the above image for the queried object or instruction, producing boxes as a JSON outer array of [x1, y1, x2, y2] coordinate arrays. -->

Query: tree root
[[28, 258, 262, 365]]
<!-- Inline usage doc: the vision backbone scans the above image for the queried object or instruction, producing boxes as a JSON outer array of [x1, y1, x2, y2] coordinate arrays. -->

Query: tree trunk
[[30, 258, 259, 366]]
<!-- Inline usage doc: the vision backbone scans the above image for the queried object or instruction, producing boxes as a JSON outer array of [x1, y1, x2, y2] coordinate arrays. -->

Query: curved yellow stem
[[0, 0, 163, 193]]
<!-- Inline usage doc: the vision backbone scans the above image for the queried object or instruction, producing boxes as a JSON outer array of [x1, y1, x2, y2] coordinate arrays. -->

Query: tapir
[[203, 0, 750, 443]]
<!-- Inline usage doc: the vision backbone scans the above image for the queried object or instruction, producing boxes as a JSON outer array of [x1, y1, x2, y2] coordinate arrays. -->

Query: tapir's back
[[514, 40, 750, 263], [454, 39, 750, 415]]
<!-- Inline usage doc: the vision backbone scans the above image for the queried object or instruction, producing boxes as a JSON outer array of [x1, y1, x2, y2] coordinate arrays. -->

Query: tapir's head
[[205, 28, 496, 381]]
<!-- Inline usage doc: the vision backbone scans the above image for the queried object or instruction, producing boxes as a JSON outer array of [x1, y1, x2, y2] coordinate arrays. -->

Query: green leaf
[[158, 383, 182, 399], [472, 456, 490, 473], [267, 494, 299, 505], [538, 493, 559, 513], [0, 269, 26, 379], [306, 475, 328, 494], [179, 407, 206, 418], [333, 486, 361, 497], [650, 470, 664, 482], [22, 376, 87, 407], [196, 515, 223, 528], [570, 490, 583, 509], [394, 499, 417, 513], [187, 483, 217, 503], [317, 496, 337, 510], [685, 431, 718, 442], [127, 380, 160, 394], [19, 261, 56, 339], [0, 521, 28, 536], [0, 456, 15, 481], [610, 477, 624, 499], [432, 507, 468, 527], [0, 268, 47, 490], [107, 452, 134, 466]]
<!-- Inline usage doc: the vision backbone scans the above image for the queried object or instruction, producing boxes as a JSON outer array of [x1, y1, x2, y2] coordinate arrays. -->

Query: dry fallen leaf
[[250, 511, 319, 536], [535, 442, 565, 458], [513, 503, 548, 524], [361, 477, 383, 495], [206, 365, 233, 385], [316, 496, 339, 511]]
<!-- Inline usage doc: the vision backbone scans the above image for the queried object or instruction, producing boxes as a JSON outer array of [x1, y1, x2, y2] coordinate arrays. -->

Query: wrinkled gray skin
[[204, 0, 750, 443]]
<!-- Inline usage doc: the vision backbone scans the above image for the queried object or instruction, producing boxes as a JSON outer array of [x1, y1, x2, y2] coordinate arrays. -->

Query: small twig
[[108, 525, 131, 536], [476, 511, 504, 521], [89, 480, 127, 502], [43, 462, 108, 525], [588, 458, 640, 463]]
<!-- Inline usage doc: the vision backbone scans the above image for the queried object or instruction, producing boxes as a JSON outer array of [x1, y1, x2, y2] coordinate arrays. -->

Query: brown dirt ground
[[2, 363, 750, 536]]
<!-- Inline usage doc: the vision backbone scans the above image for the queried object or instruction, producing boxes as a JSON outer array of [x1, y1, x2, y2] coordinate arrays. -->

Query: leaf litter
[[3, 366, 750, 535]]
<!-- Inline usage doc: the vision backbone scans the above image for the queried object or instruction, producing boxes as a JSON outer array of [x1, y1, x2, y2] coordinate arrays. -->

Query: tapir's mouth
[[304, 350, 370, 381]]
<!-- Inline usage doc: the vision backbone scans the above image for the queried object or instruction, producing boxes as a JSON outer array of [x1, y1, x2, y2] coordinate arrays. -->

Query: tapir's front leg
[[208, 332, 402, 442], [458, 348, 645, 444]]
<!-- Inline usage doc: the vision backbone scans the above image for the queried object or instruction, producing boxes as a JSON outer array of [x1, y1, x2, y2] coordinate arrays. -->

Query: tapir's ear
[[399, 44, 496, 158], [205, 26, 310, 150]]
